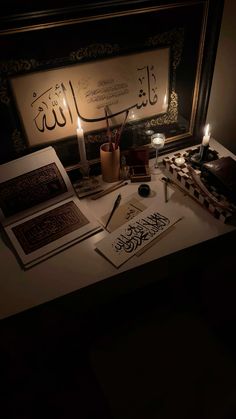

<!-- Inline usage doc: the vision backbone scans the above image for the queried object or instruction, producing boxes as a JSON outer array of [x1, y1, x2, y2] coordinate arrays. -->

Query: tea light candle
[[151, 134, 165, 148], [202, 124, 211, 146], [145, 129, 154, 136], [175, 157, 185, 166], [77, 117, 87, 163]]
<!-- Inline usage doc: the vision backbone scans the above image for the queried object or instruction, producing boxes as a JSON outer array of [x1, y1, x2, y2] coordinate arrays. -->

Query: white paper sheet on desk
[[96, 205, 182, 267], [101, 198, 147, 232]]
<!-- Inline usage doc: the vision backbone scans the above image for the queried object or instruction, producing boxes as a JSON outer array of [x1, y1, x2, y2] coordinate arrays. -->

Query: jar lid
[[138, 183, 150, 197]]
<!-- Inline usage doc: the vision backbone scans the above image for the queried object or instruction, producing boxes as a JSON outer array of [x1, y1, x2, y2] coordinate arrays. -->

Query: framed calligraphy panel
[[0, 0, 224, 170], [10, 47, 169, 146]]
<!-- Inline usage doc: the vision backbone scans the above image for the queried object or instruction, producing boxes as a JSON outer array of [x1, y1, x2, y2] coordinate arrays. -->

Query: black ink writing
[[112, 212, 170, 254], [136, 65, 158, 109], [32, 83, 73, 133]]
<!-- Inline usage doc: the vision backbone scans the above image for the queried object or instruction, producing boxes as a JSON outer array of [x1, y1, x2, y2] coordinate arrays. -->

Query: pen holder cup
[[100, 143, 120, 183]]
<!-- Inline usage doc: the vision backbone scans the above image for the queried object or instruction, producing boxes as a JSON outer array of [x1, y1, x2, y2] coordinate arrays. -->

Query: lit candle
[[151, 134, 165, 149], [145, 129, 154, 136], [129, 110, 137, 121], [202, 124, 211, 146], [77, 117, 87, 163], [175, 157, 185, 166]]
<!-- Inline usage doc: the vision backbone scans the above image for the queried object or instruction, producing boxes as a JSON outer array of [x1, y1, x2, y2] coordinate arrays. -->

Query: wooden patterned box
[[162, 148, 236, 223]]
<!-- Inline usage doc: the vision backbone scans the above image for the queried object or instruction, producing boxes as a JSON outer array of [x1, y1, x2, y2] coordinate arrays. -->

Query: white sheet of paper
[[96, 205, 182, 267], [101, 197, 147, 232]]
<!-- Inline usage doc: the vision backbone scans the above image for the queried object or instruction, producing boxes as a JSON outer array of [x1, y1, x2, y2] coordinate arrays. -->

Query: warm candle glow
[[151, 133, 165, 150], [175, 157, 185, 166], [77, 116, 82, 130], [129, 110, 136, 120], [152, 137, 164, 145], [77, 117, 87, 163], [204, 124, 210, 137], [202, 123, 211, 146]]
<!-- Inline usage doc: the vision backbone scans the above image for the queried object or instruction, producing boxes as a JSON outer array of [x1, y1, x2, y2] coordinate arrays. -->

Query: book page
[[0, 147, 74, 226], [101, 198, 147, 232], [5, 196, 102, 268]]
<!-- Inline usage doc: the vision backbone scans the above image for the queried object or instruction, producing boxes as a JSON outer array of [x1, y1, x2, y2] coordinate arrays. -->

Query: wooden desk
[[0, 139, 235, 320]]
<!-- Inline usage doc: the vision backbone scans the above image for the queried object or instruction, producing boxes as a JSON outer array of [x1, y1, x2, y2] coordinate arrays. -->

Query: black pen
[[105, 193, 122, 229], [162, 176, 170, 203]]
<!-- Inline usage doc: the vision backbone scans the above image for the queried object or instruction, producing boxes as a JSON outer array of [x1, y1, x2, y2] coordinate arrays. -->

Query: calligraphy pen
[[105, 193, 122, 229]]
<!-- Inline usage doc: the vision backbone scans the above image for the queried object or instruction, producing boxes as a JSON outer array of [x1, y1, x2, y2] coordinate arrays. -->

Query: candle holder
[[188, 145, 218, 169], [189, 144, 209, 168], [79, 160, 90, 179], [150, 132, 166, 174], [189, 123, 215, 168]]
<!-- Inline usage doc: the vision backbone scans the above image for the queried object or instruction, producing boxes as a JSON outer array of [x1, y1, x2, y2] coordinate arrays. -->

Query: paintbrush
[[104, 107, 113, 152], [114, 109, 129, 149]]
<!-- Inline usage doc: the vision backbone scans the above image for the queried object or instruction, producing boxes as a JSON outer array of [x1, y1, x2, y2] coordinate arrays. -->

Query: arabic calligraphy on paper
[[112, 212, 170, 254], [11, 47, 170, 146], [96, 205, 181, 268]]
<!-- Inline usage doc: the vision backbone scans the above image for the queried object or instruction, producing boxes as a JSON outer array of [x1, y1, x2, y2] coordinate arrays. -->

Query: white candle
[[151, 134, 165, 149], [202, 124, 211, 146], [77, 117, 87, 163], [153, 137, 164, 146], [175, 157, 185, 166], [145, 129, 154, 136]]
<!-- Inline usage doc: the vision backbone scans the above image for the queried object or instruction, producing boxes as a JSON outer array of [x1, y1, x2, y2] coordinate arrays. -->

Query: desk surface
[[0, 139, 235, 320]]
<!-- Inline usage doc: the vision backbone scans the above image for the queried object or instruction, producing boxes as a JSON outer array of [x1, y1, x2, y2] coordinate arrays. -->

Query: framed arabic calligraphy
[[10, 47, 169, 147], [0, 0, 224, 170]]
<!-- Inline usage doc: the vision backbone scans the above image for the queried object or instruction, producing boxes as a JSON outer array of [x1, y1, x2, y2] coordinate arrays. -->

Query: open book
[[0, 147, 102, 268]]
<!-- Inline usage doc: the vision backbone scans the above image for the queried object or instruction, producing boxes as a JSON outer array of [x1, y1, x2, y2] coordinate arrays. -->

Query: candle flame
[[129, 110, 136, 120], [204, 123, 210, 136], [77, 117, 81, 130]]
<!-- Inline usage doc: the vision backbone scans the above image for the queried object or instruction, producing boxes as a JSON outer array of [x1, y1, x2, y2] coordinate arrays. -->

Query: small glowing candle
[[202, 124, 211, 146], [145, 129, 154, 136], [129, 110, 137, 121], [175, 157, 185, 166], [77, 117, 87, 163], [151, 134, 165, 149]]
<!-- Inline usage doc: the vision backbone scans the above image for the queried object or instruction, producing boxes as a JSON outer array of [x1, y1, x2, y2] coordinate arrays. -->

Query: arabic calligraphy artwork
[[0, 163, 67, 217], [10, 48, 169, 147], [0, 146, 102, 268], [12, 201, 89, 254], [96, 205, 181, 267]]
